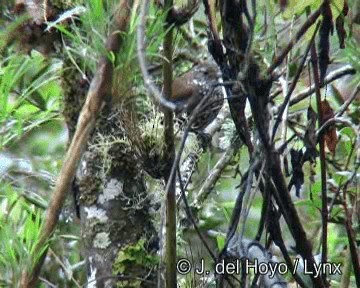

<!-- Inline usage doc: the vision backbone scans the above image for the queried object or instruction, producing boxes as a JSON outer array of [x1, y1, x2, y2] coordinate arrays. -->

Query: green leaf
[[216, 235, 226, 250], [339, 127, 355, 141], [283, 0, 318, 19]]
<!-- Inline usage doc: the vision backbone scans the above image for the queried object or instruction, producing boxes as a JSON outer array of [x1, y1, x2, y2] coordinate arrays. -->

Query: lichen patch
[[93, 232, 111, 249], [98, 178, 123, 204], [84, 206, 108, 222]]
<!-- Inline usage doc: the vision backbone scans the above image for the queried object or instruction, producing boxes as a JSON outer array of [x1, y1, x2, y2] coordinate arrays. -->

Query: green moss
[[112, 239, 159, 287]]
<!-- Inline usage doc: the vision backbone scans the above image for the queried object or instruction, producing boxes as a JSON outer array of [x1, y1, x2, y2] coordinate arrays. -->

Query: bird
[[170, 61, 224, 131]]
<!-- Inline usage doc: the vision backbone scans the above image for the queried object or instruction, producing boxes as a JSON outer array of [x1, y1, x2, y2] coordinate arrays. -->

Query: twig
[[335, 83, 360, 117], [191, 138, 241, 209], [239, 161, 266, 241], [316, 84, 360, 137], [19, 1, 133, 286], [267, 152, 325, 287], [278, 15, 294, 157], [38, 278, 56, 288], [48, 249, 82, 288], [221, 159, 260, 256], [328, 162, 358, 215], [177, 167, 216, 261], [316, 117, 354, 139], [342, 174, 360, 287], [264, 207, 307, 288], [255, 177, 270, 242], [163, 86, 237, 287], [289, 65, 356, 106], [137, 0, 177, 111], [267, 7, 322, 74], [243, 0, 253, 28], [245, 0, 257, 70], [340, 247, 352, 288], [310, 27, 328, 283], [217, 160, 260, 287], [247, 58, 325, 287], [271, 21, 320, 142], [204, 103, 230, 136], [252, 169, 307, 287]]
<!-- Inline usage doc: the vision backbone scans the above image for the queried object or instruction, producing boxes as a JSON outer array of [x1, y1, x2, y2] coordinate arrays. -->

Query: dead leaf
[[324, 129, 337, 154], [320, 100, 338, 154]]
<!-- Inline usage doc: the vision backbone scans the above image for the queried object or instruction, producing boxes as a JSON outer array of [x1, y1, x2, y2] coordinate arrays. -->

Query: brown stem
[[342, 170, 360, 287], [344, 213, 360, 287], [163, 0, 177, 287], [310, 26, 328, 286]]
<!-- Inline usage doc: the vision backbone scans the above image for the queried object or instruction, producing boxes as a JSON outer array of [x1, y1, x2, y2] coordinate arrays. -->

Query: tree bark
[[77, 110, 158, 287]]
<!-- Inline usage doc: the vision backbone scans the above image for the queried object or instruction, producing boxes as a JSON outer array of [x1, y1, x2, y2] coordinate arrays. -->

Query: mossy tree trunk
[[62, 65, 158, 287]]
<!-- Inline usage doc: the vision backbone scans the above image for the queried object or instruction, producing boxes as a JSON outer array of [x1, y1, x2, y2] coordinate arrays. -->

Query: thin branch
[[177, 167, 216, 261], [316, 117, 354, 139], [247, 58, 326, 287], [289, 65, 356, 106], [191, 138, 241, 209], [316, 84, 360, 138], [204, 103, 230, 136], [48, 249, 82, 288], [240, 161, 266, 241], [267, 7, 322, 75], [137, 0, 178, 111], [329, 161, 358, 215], [265, 208, 307, 288], [310, 29, 328, 283], [278, 15, 294, 157], [271, 21, 320, 142], [255, 180, 270, 242], [162, 0, 177, 286], [221, 159, 260, 256], [335, 83, 360, 117], [267, 153, 325, 287], [342, 172, 360, 287]]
